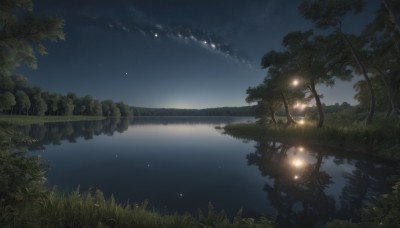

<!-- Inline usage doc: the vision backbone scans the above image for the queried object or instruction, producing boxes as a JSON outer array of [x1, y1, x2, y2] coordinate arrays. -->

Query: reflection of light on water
[[294, 175, 299, 180], [292, 158, 304, 168]]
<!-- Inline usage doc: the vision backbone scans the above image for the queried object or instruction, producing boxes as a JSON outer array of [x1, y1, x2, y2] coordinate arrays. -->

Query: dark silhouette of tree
[[0, 91, 16, 113], [361, 3, 400, 116], [282, 31, 351, 128], [0, 0, 64, 75], [246, 82, 281, 124], [261, 51, 305, 125], [299, 0, 377, 125], [15, 90, 30, 115], [246, 141, 336, 227]]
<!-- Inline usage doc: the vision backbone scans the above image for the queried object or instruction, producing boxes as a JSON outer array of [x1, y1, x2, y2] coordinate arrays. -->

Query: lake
[[19, 117, 398, 228]]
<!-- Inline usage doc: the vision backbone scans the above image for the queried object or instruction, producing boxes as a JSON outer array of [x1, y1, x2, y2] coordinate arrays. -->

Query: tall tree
[[0, 0, 64, 75], [15, 90, 30, 115], [381, 0, 400, 33], [0, 91, 16, 114], [246, 82, 281, 124], [261, 51, 305, 125], [282, 31, 351, 128], [59, 97, 74, 116], [361, 3, 400, 116], [0, 75, 14, 92], [299, 0, 376, 125]]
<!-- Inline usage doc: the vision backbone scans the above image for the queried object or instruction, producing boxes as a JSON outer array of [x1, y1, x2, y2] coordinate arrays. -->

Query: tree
[[15, 90, 31, 115], [59, 97, 74, 116], [299, 0, 376, 125], [92, 100, 103, 116], [282, 31, 351, 128], [116, 102, 132, 117], [246, 82, 281, 124], [0, 92, 16, 114], [31, 93, 47, 116], [11, 75, 28, 90], [261, 50, 306, 125], [354, 75, 389, 112], [0, 75, 15, 92], [361, 3, 400, 116], [82, 95, 94, 115], [45, 93, 60, 115], [0, 0, 64, 75], [381, 0, 400, 33], [102, 100, 120, 118]]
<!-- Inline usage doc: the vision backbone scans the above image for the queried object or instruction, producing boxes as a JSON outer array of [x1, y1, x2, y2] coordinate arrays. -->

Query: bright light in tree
[[154, 33, 158, 38], [299, 120, 305, 125], [294, 175, 299, 180], [292, 158, 304, 168], [292, 79, 299, 86]]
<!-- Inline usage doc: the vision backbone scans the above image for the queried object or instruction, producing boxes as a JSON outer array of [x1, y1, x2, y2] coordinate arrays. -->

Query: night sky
[[22, 0, 380, 109]]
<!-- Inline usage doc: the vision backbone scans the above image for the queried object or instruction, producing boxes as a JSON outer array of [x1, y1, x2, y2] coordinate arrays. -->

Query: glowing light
[[292, 158, 304, 168], [294, 175, 299, 180], [211, 43, 216, 49], [203, 41, 208, 44], [292, 79, 299, 86], [154, 33, 158, 38], [298, 147, 304, 152], [179, 193, 183, 197]]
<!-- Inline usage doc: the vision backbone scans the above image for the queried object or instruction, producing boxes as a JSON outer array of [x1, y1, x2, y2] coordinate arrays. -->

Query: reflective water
[[19, 117, 398, 227]]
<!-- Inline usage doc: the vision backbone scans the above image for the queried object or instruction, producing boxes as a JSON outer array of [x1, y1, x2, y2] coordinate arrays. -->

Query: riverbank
[[224, 118, 400, 161], [0, 115, 106, 125]]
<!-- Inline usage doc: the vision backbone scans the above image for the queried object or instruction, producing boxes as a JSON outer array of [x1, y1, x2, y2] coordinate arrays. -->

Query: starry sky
[[22, 0, 380, 109]]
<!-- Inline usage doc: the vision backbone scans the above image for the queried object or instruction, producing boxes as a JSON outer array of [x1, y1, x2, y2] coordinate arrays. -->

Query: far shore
[[0, 115, 106, 125]]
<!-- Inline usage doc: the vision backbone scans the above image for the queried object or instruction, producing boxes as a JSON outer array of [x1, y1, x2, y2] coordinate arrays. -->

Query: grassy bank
[[0, 115, 105, 125], [224, 114, 400, 160]]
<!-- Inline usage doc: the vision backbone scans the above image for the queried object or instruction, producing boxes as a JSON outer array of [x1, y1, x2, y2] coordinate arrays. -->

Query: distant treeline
[[133, 106, 257, 116], [133, 103, 354, 117], [0, 75, 133, 117]]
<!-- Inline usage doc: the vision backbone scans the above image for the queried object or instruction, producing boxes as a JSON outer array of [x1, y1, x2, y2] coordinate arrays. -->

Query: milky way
[[84, 5, 251, 66]]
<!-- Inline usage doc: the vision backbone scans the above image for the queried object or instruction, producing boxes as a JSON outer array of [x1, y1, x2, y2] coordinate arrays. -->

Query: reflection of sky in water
[[25, 117, 398, 227]]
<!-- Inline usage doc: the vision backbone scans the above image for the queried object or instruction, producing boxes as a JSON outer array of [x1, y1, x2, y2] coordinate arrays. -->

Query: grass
[[224, 113, 400, 160], [0, 115, 105, 125]]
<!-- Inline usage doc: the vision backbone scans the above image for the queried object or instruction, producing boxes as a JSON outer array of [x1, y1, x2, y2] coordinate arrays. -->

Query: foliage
[[0, 92, 16, 112], [0, 115, 105, 125], [0, 0, 65, 75], [0, 126, 47, 226]]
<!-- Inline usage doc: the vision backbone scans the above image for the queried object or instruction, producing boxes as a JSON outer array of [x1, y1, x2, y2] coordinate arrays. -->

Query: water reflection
[[16, 117, 131, 151], [246, 139, 396, 227], [12, 117, 398, 228]]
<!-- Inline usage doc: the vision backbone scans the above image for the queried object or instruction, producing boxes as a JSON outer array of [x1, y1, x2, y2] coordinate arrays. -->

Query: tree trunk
[[382, 0, 400, 33], [376, 68, 396, 118], [340, 31, 375, 125], [269, 107, 277, 124], [281, 92, 296, 125], [309, 78, 324, 128]]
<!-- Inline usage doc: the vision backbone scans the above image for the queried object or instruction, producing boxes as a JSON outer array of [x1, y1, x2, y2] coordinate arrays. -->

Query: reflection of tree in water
[[16, 117, 131, 151], [337, 159, 395, 220], [246, 139, 396, 228]]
